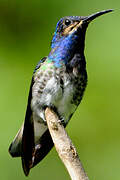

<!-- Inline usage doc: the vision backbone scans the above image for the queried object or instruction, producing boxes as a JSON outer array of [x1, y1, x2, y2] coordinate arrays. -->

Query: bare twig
[[45, 108, 89, 180]]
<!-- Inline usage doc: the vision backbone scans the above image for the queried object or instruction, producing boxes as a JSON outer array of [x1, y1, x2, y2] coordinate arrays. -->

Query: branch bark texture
[[45, 107, 89, 180]]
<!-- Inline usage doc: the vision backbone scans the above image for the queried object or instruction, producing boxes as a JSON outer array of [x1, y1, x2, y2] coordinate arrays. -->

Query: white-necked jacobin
[[9, 9, 113, 176]]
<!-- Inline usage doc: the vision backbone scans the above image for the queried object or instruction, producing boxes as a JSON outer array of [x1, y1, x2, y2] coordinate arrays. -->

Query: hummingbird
[[9, 9, 113, 176]]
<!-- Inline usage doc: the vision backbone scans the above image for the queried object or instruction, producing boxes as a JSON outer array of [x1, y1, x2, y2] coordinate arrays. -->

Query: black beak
[[83, 9, 113, 23]]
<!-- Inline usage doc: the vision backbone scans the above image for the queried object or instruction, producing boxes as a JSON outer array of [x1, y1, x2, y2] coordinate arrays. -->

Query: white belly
[[32, 75, 76, 124], [31, 65, 77, 141]]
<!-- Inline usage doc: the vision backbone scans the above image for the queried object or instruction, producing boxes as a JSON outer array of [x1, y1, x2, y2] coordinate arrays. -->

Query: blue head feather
[[48, 16, 87, 68]]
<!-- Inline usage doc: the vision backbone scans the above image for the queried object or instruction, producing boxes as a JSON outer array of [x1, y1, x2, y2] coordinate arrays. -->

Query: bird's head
[[51, 9, 113, 50]]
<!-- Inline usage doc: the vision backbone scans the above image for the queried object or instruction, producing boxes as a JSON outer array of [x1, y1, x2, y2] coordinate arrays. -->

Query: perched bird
[[9, 9, 113, 176]]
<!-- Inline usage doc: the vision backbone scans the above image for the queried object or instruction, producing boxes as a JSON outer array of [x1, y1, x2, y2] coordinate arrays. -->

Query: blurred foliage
[[0, 0, 120, 180]]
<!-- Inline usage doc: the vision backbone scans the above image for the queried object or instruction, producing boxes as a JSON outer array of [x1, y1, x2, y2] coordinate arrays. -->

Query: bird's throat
[[48, 34, 84, 68]]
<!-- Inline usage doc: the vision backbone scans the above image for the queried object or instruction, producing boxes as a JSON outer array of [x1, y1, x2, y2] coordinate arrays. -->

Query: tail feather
[[32, 129, 54, 168], [8, 126, 54, 174], [9, 125, 23, 157]]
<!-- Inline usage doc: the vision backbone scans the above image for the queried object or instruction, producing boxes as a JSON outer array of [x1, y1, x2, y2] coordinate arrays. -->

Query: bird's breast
[[31, 59, 87, 126], [31, 62, 77, 123]]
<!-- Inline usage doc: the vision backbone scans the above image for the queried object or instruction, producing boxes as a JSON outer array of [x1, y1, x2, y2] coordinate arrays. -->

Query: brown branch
[[45, 108, 89, 180]]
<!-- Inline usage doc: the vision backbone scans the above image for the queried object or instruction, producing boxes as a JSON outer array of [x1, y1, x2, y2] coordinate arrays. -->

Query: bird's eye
[[65, 19, 71, 26]]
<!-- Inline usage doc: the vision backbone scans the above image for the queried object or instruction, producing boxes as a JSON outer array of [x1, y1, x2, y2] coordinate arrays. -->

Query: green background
[[0, 0, 120, 179]]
